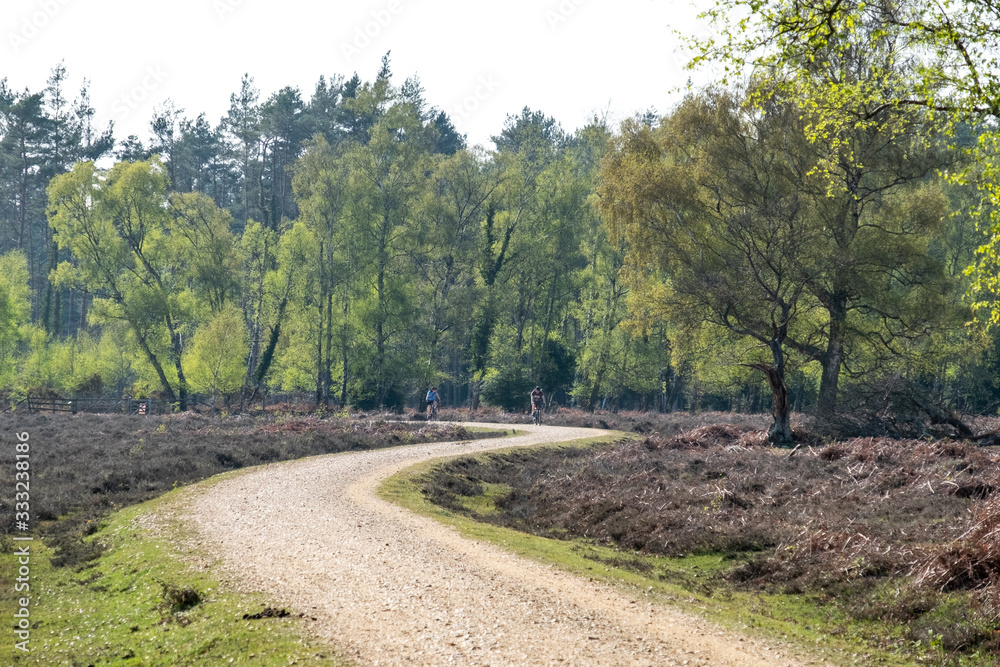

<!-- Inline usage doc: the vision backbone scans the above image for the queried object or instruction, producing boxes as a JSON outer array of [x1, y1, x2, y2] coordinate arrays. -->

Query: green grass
[[451, 482, 514, 516], [378, 434, 944, 666], [1, 480, 348, 666]]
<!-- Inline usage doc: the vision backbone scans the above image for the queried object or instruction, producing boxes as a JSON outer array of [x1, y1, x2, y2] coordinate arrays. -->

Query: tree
[[683, 2, 967, 415], [339, 81, 434, 408], [149, 100, 184, 186], [0, 250, 32, 390], [291, 135, 350, 404], [599, 91, 814, 443], [305, 74, 347, 147], [687, 0, 1000, 330], [169, 191, 240, 313], [467, 109, 563, 408], [0, 89, 48, 274], [431, 110, 465, 155], [48, 159, 235, 410], [237, 220, 280, 400], [224, 74, 263, 227], [415, 147, 499, 402], [260, 86, 309, 225], [600, 83, 957, 441], [115, 135, 149, 162], [186, 305, 249, 409]]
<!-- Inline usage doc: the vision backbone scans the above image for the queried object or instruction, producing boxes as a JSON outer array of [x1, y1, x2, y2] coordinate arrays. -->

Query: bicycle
[[532, 406, 542, 425], [427, 402, 437, 421]]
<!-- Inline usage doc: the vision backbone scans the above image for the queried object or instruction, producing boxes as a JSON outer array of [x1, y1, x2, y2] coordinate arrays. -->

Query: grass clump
[[157, 579, 202, 612]]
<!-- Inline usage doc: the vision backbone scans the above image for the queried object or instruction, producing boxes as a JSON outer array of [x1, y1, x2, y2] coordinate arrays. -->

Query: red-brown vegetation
[[421, 419, 1000, 655]]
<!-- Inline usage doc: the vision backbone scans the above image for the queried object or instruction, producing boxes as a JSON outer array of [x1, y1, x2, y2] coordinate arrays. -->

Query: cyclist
[[529, 386, 546, 424], [425, 386, 440, 420]]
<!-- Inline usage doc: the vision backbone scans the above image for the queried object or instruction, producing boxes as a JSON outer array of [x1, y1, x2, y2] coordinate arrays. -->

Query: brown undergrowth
[[420, 421, 1000, 658], [427, 406, 774, 434]]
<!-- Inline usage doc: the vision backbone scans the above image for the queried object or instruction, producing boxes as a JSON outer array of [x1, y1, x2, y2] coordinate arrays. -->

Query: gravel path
[[169, 423, 822, 666]]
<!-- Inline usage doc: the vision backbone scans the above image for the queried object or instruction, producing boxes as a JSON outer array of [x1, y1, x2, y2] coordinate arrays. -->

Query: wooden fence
[[21, 397, 156, 415]]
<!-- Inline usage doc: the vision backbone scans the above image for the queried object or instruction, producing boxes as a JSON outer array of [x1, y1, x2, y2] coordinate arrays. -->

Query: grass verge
[[2, 478, 348, 666], [378, 433, 935, 667]]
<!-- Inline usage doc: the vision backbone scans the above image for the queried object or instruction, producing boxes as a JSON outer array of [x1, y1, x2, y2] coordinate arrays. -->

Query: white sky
[[2, 0, 714, 149]]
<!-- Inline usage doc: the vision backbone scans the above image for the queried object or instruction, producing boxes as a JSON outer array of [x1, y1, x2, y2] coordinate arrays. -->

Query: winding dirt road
[[167, 424, 822, 666]]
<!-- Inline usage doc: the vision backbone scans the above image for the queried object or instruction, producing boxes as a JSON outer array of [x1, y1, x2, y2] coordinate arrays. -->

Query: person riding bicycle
[[529, 386, 546, 422], [425, 386, 440, 417]]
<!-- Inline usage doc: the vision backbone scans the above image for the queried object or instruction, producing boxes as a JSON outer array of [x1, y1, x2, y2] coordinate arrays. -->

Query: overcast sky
[[3, 0, 713, 148]]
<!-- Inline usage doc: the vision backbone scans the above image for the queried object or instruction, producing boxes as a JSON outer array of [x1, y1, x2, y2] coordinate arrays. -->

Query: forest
[[3, 4, 1000, 440]]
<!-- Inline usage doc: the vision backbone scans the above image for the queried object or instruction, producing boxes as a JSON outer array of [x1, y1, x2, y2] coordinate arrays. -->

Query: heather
[[421, 420, 1000, 659]]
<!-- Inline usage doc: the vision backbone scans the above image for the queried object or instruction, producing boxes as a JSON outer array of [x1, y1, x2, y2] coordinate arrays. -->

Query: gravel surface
[[161, 423, 826, 666]]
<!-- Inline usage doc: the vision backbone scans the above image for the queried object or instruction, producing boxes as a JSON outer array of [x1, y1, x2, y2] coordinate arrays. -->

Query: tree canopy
[[0, 54, 993, 436]]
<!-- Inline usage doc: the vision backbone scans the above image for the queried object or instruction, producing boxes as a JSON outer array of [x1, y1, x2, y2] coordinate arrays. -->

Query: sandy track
[[170, 423, 820, 666]]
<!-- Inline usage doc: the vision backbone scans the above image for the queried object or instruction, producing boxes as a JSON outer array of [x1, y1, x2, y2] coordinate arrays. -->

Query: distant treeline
[[0, 56, 997, 418]]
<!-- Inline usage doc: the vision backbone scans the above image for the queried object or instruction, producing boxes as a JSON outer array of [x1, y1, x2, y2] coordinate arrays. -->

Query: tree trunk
[[80, 289, 88, 332], [470, 379, 482, 411], [747, 335, 794, 447], [748, 362, 793, 446], [132, 326, 177, 407], [315, 300, 325, 405], [165, 318, 188, 411], [469, 296, 496, 411], [323, 290, 335, 405], [817, 303, 846, 415], [340, 295, 349, 408]]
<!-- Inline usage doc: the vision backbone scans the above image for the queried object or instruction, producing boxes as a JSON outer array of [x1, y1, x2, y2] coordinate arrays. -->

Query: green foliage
[[480, 365, 534, 412], [46, 158, 243, 408], [185, 305, 249, 398], [536, 338, 575, 398], [0, 250, 31, 389], [600, 76, 966, 423], [686, 0, 1000, 350], [0, 60, 989, 419]]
